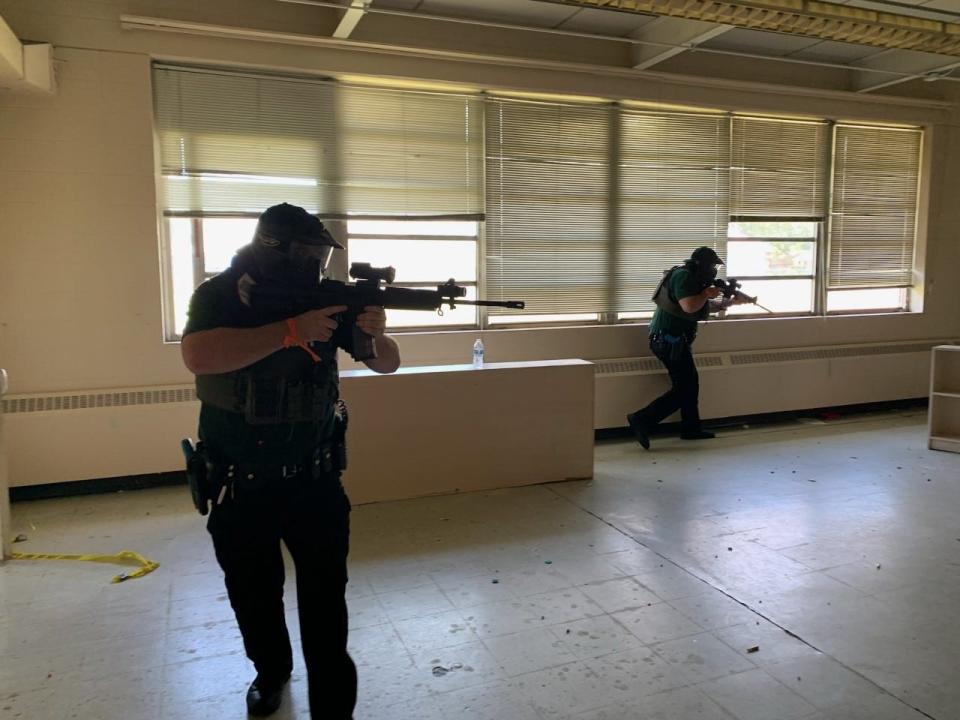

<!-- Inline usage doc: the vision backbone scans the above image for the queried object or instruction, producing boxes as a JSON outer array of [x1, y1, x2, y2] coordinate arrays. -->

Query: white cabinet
[[929, 346, 960, 453]]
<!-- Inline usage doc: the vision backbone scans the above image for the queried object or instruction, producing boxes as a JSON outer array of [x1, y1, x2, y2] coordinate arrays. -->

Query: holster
[[181, 438, 212, 516], [651, 333, 693, 363]]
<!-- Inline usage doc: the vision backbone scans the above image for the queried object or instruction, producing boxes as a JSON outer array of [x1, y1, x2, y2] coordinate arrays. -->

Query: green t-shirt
[[649, 267, 704, 338]]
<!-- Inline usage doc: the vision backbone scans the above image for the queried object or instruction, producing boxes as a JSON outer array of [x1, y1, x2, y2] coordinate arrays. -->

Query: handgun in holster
[[181, 438, 211, 515]]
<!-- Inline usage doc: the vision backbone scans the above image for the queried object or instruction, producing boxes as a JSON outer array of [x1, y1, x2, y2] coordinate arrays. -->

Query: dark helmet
[[687, 246, 724, 284], [690, 246, 724, 267], [250, 203, 342, 285], [255, 202, 343, 250]]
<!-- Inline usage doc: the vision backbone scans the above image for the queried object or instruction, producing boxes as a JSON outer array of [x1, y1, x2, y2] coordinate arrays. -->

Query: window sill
[[164, 308, 922, 344]]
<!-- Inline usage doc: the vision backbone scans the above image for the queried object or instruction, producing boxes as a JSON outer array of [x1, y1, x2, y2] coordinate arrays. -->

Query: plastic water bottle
[[472, 338, 485, 368]]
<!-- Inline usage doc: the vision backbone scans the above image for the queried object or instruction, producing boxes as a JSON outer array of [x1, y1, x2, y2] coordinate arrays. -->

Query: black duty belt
[[651, 331, 696, 344], [216, 443, 341, 486]]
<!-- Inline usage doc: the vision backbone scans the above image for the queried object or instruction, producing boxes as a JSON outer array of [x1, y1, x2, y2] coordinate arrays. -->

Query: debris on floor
[[432, 663, 468, 677], [13, 534, 28, 543], [746, 646, 760, 654]]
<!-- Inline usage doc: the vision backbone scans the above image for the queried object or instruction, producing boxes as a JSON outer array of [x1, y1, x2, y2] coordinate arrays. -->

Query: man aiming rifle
[[626, 246, 753, 450], [180, 202, 521, 718]]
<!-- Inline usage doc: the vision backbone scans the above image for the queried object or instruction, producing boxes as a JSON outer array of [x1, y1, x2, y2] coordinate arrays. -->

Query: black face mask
[[684, 259, 719, 285], [251, 238, 332, 287], [697, 263, 719, 284]]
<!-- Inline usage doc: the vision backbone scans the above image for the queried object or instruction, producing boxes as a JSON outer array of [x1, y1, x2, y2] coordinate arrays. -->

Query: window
[[617, 109, 731, 318], [155, 65, 924, 338], [154, 65, 483, 340], [345, 219, 479, 328], [827, 288, 907, 313], [165, 217, 258, 336], [724, 221, 818, 316], [826, 124, 919, 312], [484, 98, 609, 322]]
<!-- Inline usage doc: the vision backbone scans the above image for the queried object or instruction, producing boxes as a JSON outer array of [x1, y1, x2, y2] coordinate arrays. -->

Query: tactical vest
[[196, 343, 340, 426], [651, 266, 708, 322]]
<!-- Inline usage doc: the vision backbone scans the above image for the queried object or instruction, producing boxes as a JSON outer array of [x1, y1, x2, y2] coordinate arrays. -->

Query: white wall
[[0, 0, 959, 485]]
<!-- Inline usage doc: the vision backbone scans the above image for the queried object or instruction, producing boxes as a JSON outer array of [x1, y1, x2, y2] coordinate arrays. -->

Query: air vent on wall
[[2, 387, 197, 414], [729, 342, 942, 366], [595, 355, 723, 375]]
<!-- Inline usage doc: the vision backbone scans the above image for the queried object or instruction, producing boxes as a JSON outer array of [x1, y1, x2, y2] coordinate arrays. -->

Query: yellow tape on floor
[[10, 549, 160, 583]]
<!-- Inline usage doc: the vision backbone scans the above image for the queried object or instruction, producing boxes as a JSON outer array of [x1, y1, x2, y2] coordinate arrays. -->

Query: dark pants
[[633, 334, 702, 434], [207, 470, 356, 719]]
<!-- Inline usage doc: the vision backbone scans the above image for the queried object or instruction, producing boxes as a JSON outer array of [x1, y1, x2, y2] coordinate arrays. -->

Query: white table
[[339, 359, 595, 504]]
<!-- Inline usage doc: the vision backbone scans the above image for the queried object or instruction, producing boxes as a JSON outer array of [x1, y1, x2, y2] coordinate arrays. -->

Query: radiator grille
[[2, 387, 197, 414], [4, 340, 956, 412], [729, 342, 941, 366], [594, 355, 722, 375]]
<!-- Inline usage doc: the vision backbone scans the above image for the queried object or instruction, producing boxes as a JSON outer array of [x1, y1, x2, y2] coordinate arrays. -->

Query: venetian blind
[[730, 115, 828, 219], [484, 98, 611, 314], [153, 65, 483, 218], [617, 110, 731, 312], [829, 124, 922, 289]]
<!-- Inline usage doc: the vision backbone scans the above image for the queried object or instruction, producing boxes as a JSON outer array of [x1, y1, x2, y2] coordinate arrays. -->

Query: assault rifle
[[249, 262, 525, 361], [712, 278, 773, 313]]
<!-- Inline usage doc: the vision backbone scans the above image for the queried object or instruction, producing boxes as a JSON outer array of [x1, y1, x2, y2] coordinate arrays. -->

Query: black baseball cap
[[690, 246, 724, 266], [256, 203, 344, 249]]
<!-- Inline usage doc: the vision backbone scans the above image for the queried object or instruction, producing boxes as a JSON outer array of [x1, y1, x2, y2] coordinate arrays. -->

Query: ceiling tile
[[918, 0, 960, 14], [554, 7, 658, 36], [787, 40, 889, 63], [371, 0, 423, 9], [415, 0, 580, 27], [699, 28, 823, 56], [844, 0, 960, 20]]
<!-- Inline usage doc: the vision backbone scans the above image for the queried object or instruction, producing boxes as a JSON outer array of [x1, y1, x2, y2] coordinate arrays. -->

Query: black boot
[[680, 429, 715, 441], [246, 675, 289, 717], [627, 413, 651, 450]]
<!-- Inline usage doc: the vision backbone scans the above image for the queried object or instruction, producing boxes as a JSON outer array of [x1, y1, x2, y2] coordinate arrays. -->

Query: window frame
[[155, 69, 925, 338], [825, 288, 909, 316], [344, 219, 482, 332], [723, 219, 821, 318]]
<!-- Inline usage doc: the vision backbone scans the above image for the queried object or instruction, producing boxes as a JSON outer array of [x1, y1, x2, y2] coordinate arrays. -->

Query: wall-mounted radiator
[[594, 339, 956, 428], [2, 338, 955, 488]]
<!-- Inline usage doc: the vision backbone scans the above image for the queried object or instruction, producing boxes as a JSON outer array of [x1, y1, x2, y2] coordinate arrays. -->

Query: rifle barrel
[[455, 299, 525, 309]]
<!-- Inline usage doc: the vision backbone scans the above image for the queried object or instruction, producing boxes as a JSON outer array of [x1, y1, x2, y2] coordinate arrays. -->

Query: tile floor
[[1, 408, 958, 719]]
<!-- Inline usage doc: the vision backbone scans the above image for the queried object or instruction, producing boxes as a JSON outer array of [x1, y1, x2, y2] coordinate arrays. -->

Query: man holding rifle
[[181, 203, 400, 718], [626, 246, 750, 451]]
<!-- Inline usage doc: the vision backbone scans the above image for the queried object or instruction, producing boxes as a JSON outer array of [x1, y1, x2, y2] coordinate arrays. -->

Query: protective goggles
[[288, 241, 333, 271]]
